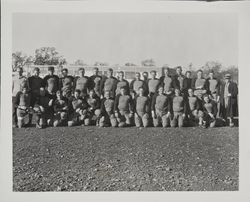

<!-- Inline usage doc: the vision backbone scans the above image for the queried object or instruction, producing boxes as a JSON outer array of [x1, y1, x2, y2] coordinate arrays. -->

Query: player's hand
[[166, 112, 171, 118], [63, 106, 68, 110], [76, 108, 80, 113], [40, 106, 45, 112], [228, 93, 232, 97], [182, 113, 186, 118], [151, 111, 156, 119], [48, 99, 53, 106], [129, 112, 133, 118], [115, 112, 119, 118]]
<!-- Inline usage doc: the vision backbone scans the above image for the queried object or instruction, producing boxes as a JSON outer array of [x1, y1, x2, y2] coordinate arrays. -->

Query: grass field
[[13, 126, 238, 191]]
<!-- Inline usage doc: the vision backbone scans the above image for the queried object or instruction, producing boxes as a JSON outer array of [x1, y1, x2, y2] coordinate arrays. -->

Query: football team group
[[12, 65, 238, 129]]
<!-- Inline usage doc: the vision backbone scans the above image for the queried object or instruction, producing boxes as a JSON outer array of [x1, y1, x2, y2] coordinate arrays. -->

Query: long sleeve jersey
[[59, 76, 74, 92], [129, 79, 146, 94], [53, 98, 69, 113], [71, 97, 89, 111], [134, 95, 150, 115], [172, 95, 186, 113], [34, 95, 51, 112], [89, 75, 102, 95], [183, 78, 192, 94], [203, 101, 217, 117], [87, 95, 101, 110], [151, 93, 172, 114], [172, 74, 185, 91], [100, 76, 118, 97], [28, 76, 43, 94], [74, 76, 90, 94], [100, 97, 115, 116], [42, 75, 59, 93], [114, 94, 133, 113], [116, 79, 130, 95], [12, 75, 29, 97], [148, 78, 160, 95], [206, 78, 220, 95], [15, 91, 31, 107], [159, 76, 174, 94], [192, 78, 208, 90], [186, 95, 202, 114]]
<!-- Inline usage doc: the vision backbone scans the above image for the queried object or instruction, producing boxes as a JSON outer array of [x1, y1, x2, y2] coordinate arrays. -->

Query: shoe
[[229, 122, 234, 127]]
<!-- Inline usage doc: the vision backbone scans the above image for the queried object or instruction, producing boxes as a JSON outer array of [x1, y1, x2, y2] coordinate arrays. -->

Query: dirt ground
[[13, 126, 238, 191]]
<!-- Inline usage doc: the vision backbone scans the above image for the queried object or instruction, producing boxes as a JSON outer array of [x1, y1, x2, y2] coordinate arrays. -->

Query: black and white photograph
[[1, 0, 250, 201]]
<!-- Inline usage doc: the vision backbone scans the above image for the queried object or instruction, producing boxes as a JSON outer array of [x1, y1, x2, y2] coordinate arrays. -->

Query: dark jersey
[[28, 76, 43, 94], [15, 91, 31, 107], [53, 97, 69, 113]]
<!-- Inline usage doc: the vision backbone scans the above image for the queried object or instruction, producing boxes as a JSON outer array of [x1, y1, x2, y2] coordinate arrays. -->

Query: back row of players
[[12, 66, 238, 129]]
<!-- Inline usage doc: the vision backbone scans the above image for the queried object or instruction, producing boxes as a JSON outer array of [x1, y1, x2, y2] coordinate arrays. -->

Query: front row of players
[[15, 84, 219, 129]]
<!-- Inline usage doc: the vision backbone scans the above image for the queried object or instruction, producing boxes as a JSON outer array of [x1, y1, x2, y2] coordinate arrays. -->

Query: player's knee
[[68, 121, 74, 127], [110, 118, 117, 127], [84, 118, 90, 126], [53, 120, 59, 127]]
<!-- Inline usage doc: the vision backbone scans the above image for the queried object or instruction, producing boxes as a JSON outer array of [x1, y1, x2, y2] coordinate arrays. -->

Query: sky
[[12, 13, 238, 69]]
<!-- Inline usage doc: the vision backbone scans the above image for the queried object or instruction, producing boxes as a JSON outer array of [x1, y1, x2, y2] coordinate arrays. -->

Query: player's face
[[197, 71, 202, 78], [17, 68, 23, 76], [104, 91, 110, 99], [48, 69, 54, 75], [142, 73, 148, 80], [139, 88, 144, 96], [176, 68, 182, 75], [204, 96, 209, 103], [164, 69, 169, 76], [158, 87, 163, 94], [62, 70, 68, 77], [56, 91, 62, 99], [107, 70, 113, 78], [74, 92, 80, 99], [135, 73, 140, 80], [175, 89, 180, 96], [79, 69, 85, 77], [89, 90, 94, 97], [120, 88, 126, 95], [22, 87, 28, 94], [93, 68, 98, 75], [209, 73, 214, 79], [186, 72, 191, 78], [188, 89, 194, 96], [119, 73, 124, 80], [40, 88, 46, 96], [34, 70, 40, 77], [151, 72, 156, 78]]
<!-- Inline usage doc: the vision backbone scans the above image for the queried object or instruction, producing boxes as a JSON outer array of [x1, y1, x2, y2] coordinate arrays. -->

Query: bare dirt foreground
[[13, 126, 238, 191]]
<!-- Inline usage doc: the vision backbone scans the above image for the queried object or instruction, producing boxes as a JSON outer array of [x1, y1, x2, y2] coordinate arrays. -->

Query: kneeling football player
[[99, 90, 117, 127], [151, 86, 172, 127], [86, 89, 101, 126], [114, 87, 134, 127], [53, 90, 70, 127], [33, 87, 54, 128], [134, 87, 150, 127], [68, 89, 89, 126], [15, 85, 32, 128], [186, 88, 204, 127], [202, 94, 217, 128], [170, 88, 186, 128]]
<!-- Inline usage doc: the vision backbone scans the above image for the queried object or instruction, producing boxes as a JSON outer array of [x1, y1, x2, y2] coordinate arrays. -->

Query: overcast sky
[[12, 13, 237, 69]]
